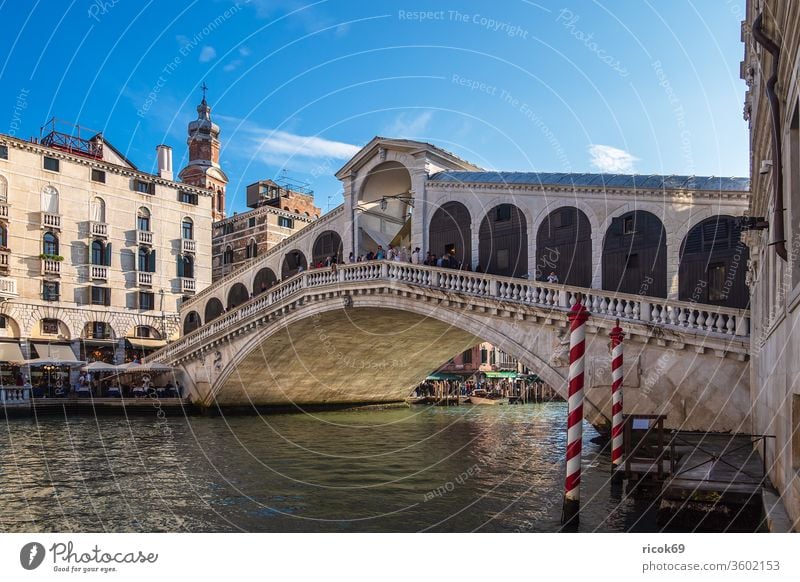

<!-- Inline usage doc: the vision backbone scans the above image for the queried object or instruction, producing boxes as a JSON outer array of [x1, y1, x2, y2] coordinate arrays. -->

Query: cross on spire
[[201, 82, 208, 102]]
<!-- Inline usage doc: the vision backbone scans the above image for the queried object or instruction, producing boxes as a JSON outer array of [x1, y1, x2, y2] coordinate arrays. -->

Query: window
[[41, 318, 59, 334], [91, 168, 106, 183], [223, 246, 234, 265], [248, 217, 256, 228], [245, 239, 258, 259], [490, 350, 496, 365], [278, 216, 294, 228], [480, 347, 488, 364], [178, 255, 194, 278], [495, 204, 512, 222], [91, 240, 104, 265], [462, 349, 473, 364], [0, 144, 8, 159], [182, 218, 194, 240], [138, 247, 156, 272], [91, 196, 106, 222], [137, 207, 151, 231], [91, 322, 110, 339], [134, 179, 154, 194], [135, 325, 151, 338], [708, 262, 727, 301], [216, 191, 224, 212], [43, 232, 59, 255], [42, 281, 59, 301], [623, 216, 635, 235], [41, 185, 59, 213], [91, 286, 111, 306], [138, 292, 155, 311], [179, 190, 198, 205], [0, 224, 7, 247], [43, 156, 60, 172], [0, 315, 6, 328], [223, 222, 234, 235]]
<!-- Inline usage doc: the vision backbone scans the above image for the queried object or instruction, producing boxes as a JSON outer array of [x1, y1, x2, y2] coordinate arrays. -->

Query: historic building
[[211, 180, 320, 281], [741, 0, 800, 529], [0, 101, 218, 387]]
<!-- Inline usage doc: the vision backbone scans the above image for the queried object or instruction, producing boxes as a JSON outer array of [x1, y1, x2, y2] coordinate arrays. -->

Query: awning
[[125, 338, 167, 350], [0, 342, 24, 364], [426, 372, 463, 381], [32, 343, 79, 361], [484, 371, 518, 379]]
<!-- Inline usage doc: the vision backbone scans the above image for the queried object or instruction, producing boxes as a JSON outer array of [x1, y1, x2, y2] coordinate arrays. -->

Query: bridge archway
[[204, 298, 224, 323], [227, 283, 249, 309], [312, 231, 344, 266], [679, 215, 749, 308], [478, 203, 528, 277], [183, 311, 201, 334], [602, 210, 667, 297], [282, 250, 307, 278], [357, 161, 412, 255], [429, 201, 471, 268], [536, 206, 592, 285], [253, 267, 278, 295]]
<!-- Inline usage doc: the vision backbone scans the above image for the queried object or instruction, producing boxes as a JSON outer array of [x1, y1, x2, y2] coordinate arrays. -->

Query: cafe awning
[[30, 343, 83, 365], [125, 338, 167, 350], [484, 371, 518, 379], [426, 372, 462, 381], [0, 342, 25, 364]]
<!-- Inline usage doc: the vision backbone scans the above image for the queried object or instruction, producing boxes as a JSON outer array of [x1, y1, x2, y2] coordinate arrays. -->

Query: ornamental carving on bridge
[[549, 329, 570, 368]]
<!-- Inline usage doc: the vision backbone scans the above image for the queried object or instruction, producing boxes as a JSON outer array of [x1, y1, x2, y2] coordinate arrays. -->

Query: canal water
[[0, 403, 660, 532]]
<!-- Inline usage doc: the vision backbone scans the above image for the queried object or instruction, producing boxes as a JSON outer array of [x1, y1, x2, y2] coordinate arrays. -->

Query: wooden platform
[[2, 397, 195, 417]]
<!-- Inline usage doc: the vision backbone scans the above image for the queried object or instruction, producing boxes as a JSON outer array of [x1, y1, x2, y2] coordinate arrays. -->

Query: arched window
[[41, 185, 59, 213], [216, 190, 224, 212], [43, 232, 59, 255], [91, 240, 104, 265], [183, 311, 201, 334], [91, 196, 106, 222], [138, 247, 155, 272], [0, 174, 8, 203], [178, 255, 194, 278], [245, 239, 258, 259], [223, 245, 234, 265], [137, 207, 151, 231], [0, 224, 7, 247], [182, 217, 194, 240]]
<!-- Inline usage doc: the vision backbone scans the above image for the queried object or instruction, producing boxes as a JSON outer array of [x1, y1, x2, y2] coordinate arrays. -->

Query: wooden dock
[[2, 397, 195, 417]]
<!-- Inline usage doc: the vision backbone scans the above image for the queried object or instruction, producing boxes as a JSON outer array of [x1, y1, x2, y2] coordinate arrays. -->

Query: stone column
[[471, 218, 481, 270], [591, 232, 603, 289], [410, 167, 429, 254], [666, 233, 679, 299]]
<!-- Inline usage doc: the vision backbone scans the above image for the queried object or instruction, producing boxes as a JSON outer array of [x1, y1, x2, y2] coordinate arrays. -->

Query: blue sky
[[0, 0, 748, 214]]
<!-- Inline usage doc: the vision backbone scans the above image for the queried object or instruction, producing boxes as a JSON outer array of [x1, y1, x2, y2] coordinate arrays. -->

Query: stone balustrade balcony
[[137, 271, 153, 286], [90, 265, 108, 281], [137, 230, 153, 246], [0, 202, 9, 220], [41, 212, 61, 230], [0, 276, 17, 299], [90, 221, 109, 238], [181, 277, 196, 294], [41, 257, 61, 276]]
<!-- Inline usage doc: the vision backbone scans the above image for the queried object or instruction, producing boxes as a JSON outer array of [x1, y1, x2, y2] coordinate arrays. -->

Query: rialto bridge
[[148, 137, 753, 431]]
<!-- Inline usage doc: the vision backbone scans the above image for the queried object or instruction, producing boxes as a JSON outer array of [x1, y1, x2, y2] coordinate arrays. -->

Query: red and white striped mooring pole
[[562, 295, 589, 526], [610, 319, 625, 477]]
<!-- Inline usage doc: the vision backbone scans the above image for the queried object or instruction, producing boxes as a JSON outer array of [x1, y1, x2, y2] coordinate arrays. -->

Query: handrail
[[182, 204, 345, 309], [149, 261, 751, 364]]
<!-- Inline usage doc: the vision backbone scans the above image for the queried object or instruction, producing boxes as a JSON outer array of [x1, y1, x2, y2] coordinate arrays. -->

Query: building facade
[[742, 0, 800, 530], [0, 114, 214, 388]]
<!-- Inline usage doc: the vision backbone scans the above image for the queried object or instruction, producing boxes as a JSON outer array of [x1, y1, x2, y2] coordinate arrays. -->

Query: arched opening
[[536, 206, 592, 285], [227, 282, 249, 309], [43, 231, 59, 255], [91, 196, 106, 222], [282, 250, 307, 278], [216, 190, 224, 213], [478, 204, 528, 277], [358, 161, 413, 256], [312, 230, 343, 266], [183, 311, 202, 334], [602, 210, 667, 297], [91, 239, 104, 265], [204, 297, 224, 322], [679, 215, 750, 308], [0, 174, 7, 203], [182, 217, 194, 240], [428, 202, 472, 269], [0, 224, 7, 247], [137, 207, 151, 231], [245, 238, 258, 259], [253, 267, 278, 295], [178, 254, 194, 278], [41, 185, 59, 213], [82, 321, 115, 340], [223, 245, 234, 265]]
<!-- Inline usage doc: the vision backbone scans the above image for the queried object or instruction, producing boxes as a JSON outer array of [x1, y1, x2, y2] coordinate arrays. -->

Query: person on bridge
[[411, 247, 421, 264], [547, 271, 559, 283], [376, 246, 385, 260]]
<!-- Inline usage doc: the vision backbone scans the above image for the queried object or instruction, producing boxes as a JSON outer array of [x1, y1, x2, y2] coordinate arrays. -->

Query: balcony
[[41, 257, 61, 276], [0, 249, 8, 273], [90, 265, 108, 281], [180, 277, 196, 294], [137, 229, 153, 246], [90, 221, 109, 238], [0, 202, 9, 220], [137, 271, 153, 286], [0, 276, 17, 299], [41, 212, 61, 230], [181, 238, 197, 254]]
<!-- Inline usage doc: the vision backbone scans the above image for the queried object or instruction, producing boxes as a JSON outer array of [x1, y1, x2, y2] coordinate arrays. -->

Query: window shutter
[[105, 242, 112, 266], [150, 249, 156, 272]]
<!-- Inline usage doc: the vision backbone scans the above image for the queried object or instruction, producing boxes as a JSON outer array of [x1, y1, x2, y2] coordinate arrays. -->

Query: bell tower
[[179, 84, 228, 221]]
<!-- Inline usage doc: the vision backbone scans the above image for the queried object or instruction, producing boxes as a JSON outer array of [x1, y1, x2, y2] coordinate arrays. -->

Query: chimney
[[156, 144, 173, 180]]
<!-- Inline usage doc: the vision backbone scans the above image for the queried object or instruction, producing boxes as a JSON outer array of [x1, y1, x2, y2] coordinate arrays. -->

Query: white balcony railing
[[137, 271, 153, 286], [41, 258, 61, 276], [181, 277, 196, 294], [0, 250, 9, 270], [181, 238, 197, 254], [0, 202, 9, 220], [90, 265, 108, 281], [137, 230, 153, 246], [41, 212, 61, 229], [0, 276, 17, 298], [0, 387, 30, 404], [90, 221, 109, 238]]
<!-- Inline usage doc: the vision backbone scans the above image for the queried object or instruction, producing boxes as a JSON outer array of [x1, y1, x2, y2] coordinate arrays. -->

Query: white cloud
[[238, 46, 251, 57], [198, 46, 217, 63], [385, 111, 433, 138], [588, 144, 638, 173], [223, 59, 243, 72]]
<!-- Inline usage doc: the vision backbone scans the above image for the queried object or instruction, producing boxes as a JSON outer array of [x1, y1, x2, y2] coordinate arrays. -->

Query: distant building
[[212, 180, 321, 281]]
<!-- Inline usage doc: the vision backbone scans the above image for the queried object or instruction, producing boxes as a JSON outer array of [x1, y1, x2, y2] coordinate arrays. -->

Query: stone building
[[0, 108, 215, 388], [741, 0, 800, 530], [211, 181, 320, 281]]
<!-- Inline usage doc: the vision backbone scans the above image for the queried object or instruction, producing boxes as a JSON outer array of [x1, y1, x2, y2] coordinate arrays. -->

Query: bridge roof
[[427, 171, 750, 192]]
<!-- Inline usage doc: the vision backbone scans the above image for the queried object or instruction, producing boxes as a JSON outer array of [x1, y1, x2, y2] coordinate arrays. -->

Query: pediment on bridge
[[335, 136, 483, 179]]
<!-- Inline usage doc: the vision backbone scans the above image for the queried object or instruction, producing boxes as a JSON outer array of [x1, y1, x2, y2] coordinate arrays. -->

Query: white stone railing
[[181, 277, 196, 293], [0, 387, 30, 403], [137, 271, 153, 286], [90, 221, 108, 238], [137, 230, 153, 246], [0, 202, 9, 219], [182, 204, 345, 310], [41, 212, 61, 229], [151, 261, 750, 364], [0, 250, 8, 270], [90, 265, 108, 280], [0, 276, 17, 298], [181, 238, 197, 254], [41, 258, 61, 275]]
